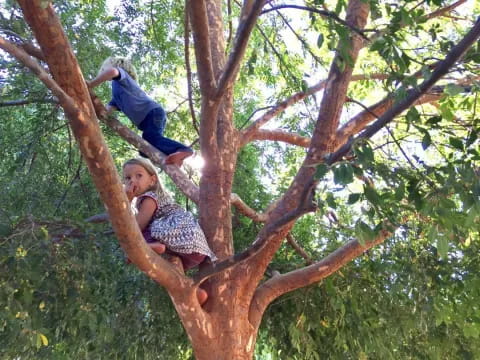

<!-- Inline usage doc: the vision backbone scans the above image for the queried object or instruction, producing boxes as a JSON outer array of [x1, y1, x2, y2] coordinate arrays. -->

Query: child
[[122, 157, 216, 304], [88, 56, 193, 167]]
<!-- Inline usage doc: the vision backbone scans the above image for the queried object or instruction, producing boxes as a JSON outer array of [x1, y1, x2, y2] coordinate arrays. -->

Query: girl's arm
[[124, 184, 156, 231], [87, 67, 119, 88], [135, 197, 157, 231]]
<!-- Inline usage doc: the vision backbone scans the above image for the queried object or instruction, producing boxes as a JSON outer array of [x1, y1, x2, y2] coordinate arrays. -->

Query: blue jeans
[[138, 108, 192, 156]]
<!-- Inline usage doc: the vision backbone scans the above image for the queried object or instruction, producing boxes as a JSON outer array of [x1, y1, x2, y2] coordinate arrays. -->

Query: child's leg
[[139, 108, 192, 166], [164, 150, 193, 167], [165, 252, 208, 305], [149, 242, 166, 254], [197, 287, 208, 306]]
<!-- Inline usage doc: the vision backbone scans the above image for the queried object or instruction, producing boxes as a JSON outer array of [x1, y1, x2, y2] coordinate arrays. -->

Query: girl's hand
[[124, 182, 137, 201]]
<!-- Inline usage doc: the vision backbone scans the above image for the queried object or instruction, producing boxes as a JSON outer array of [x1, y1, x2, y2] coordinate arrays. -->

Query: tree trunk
[[183, 277, 259, 360], [189, 314, 257, 360]]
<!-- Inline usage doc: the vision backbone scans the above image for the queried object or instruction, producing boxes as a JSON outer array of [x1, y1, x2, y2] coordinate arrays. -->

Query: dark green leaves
[[317, 34, 324, 49], [348, 193, 361, 204], [333, 163, 354, 185], [449, 137, 464, 151], [354, 220, 375, 245], [354, 141, 375, 165], [422, 131, 432, 150], [406, 107, 420, 123], [314, 163, 329, 180], [444, 84, 464, 96], [363, 185, 382, 207]]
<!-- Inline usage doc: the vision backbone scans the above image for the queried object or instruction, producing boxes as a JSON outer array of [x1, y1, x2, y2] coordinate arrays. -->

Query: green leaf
[[405, 107, 420, 123], [370, 38, 387, 52], [314, 164, 329, 180], [354, 220, 375, 245], [394, 182, 405, 201], [421, 132, 431, 150], [348, 193, 361, 204], [326, 192, 337, 209], [317, 34, 324, 49], [463, 323, 480, 339], [427, 225, 438, 242], [437, 235, 448, 258], [333, 164, 354, 185], [364, 185, 382, 206], [448, 137, 464, 151], [466, 130, 478, 147], [355, 142, 374, 165], [444, 83, 464, 96]]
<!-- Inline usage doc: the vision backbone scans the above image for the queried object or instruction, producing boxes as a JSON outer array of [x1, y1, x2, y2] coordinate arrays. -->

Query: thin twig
[[261, 5, 369, 41], [286, 233, 313, 264], [184, 1, 199, 134]]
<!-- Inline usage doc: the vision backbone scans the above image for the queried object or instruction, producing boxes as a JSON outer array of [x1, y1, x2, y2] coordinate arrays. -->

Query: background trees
[[1, 0, 480, 359]]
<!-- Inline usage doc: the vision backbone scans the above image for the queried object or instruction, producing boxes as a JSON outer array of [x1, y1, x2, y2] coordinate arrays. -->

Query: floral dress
[[135, 190, 217, 269]]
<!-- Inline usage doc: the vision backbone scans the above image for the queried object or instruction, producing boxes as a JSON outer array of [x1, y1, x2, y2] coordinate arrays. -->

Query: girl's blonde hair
[[99, 56, 138, 81], [122, 158, 172, 201]]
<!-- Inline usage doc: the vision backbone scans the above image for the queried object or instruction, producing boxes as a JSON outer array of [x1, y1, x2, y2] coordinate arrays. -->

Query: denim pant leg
[[139, 108, 192, 156]]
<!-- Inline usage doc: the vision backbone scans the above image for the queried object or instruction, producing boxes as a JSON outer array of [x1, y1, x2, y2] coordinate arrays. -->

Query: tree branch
[[247, 129, 311, 147], [0, 36, 75, 112], [231, 193, 268, 222], [214, 0, 265, 99], [286, 233, 313, 265], [0, 98, 57, 107], [261, 5, 369, 41], [240, 73, 387, 147], [187, 0, 216, 95], [426, 0, 468, 20], [306, 0, 369, 163], [328, 17, 480, 164], [249, 227, 392, 327], [0, 29, 46, 61], [184, 2, 199, 134], [193, 176, 317, 284], [369, 0, 469, 44], [241, 79, 326, 145]]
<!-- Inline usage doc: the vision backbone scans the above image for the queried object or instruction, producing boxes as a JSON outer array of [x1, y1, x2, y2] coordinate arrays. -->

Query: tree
[[1, 0, 480, 358]]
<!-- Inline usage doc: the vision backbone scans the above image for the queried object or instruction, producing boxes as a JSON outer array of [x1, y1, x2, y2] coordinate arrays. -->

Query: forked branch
[[249, 227, 393, 327]]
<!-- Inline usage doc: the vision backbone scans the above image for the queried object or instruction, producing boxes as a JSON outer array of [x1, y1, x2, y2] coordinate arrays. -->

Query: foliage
[[0, 219, 190, 359], [1, 0, 480, 358], [258, 236, 480, 360]]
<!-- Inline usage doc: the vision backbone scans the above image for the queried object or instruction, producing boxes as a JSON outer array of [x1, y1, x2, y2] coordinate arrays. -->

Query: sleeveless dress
[[135, 191, 217, 270]]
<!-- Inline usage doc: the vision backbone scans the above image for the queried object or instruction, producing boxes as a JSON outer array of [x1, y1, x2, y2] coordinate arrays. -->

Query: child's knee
[[149, 242, 166, 254], [197, 288, 208, 306]]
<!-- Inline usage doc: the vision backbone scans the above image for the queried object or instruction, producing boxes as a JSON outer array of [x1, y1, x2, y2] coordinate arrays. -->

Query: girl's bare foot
[[149, 242, 166, 254], [197, 288, 208, 306], [164, 150, 193, 167]]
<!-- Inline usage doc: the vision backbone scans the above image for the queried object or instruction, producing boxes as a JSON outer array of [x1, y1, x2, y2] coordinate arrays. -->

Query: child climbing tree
[[1, 1, 480, 359]]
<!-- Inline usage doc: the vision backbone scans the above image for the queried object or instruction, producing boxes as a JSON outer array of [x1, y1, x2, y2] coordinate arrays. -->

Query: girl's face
[[123, 164, 157, 197]]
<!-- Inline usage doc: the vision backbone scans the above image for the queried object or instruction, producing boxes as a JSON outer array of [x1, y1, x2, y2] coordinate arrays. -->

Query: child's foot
[[149, 242, 166, 254], [197, 288, 208, 306], [164, 150, 193, 167]]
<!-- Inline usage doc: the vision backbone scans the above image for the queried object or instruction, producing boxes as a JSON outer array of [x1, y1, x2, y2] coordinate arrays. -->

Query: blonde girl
[[88, 57, 193, 167], [122, 158, 216, 303]]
